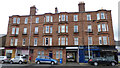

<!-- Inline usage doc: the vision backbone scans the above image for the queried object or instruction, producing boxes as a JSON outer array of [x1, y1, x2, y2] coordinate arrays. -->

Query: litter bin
[[60, 58, 63, 64]]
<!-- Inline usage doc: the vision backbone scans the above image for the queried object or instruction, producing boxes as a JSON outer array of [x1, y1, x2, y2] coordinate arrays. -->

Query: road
[[1, 64, 119, 68]]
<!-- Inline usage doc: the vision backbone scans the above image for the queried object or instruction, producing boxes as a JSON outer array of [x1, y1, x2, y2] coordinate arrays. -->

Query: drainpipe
[[28, 16, 32, 62]]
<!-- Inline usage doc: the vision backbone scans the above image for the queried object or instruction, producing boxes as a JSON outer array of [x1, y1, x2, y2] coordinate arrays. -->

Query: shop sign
[[6, 50, 12, 53], [22, 50, 29, 55]]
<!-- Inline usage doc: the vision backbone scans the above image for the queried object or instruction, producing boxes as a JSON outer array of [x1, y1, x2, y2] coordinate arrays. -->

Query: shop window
[[56, 51, 59, 59]]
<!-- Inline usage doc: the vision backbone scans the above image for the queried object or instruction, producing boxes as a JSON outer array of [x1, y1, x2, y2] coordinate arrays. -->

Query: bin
[[60, 58, 63, 64]]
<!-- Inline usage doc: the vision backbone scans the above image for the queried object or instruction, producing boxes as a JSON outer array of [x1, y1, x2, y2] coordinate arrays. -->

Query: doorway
[[49, 51, 53, 58]]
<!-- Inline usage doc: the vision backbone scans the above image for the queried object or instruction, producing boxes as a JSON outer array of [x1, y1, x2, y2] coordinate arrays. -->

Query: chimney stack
[[30, 5, 36, 15], [78, 2, 85, 12], [55, 7, 58, 13]]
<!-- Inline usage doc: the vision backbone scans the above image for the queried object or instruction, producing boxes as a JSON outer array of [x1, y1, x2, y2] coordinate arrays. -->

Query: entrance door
[[49, 51, 53, 58]]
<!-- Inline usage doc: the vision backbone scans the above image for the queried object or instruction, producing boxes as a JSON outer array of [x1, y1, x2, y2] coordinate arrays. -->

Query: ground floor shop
[[4, 46, 117, 64]]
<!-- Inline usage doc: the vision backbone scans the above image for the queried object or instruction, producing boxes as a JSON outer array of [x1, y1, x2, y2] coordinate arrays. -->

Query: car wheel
[[37, 61, 40, 64], [111, 62, 116, 66], [51, 61, 55, 65], [19, 61, 22, 64], [94, 62, 98, 66], [10, 61, 13, 64], [1, 60, 4, 64]]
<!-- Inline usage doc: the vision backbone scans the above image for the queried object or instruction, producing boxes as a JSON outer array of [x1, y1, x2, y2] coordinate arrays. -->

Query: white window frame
[[15, 39, 18, 46], [58, 37, 60, 45], [97, 13, 100, 20], [17, 18, 20, 24], [35, 27, 38, 34], [56, 51, 59, 59], [10, 38, 13, 46], [103, 36, 107, 45], [98, 24, 101, 32], [74, 37, 78, 45], [88, 25, 92, 32], [88, 37, 92, 45], [51, 16, 53, 22], [87, 14, 91, 21], [62, 15, 65, 21], [99, 36, 102, 45], [13, 17, 16, 24], [58, 26, 60, 33], [66, 25, 68, 33], [102, 24, 106, 31], [36, 17, 39, 23], [50, 38, 52, 46], [66, 15, 68, 21], [22, 39, 26, 46], [74, 25, 78, 32], [61, 37, 65, 45], [101, 12, 105, 19], [61, 25, 65, 33], [46, 26, 49, 33], [23, 28, 27, 34], [46, 16, 49, 22], [45, 37, 49, 46], [25, 18, 28, 24], [16, 28, 19, 35], [12, 27, 15, 34], [66, 37, 68, 45], [74, 15, 78, 21], [50, 26, 52, 33], [34, 38, 37, 46]]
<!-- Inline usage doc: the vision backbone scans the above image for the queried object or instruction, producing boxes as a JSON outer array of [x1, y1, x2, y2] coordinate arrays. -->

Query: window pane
[[60, 51, 62, 58], [87, 14, 91, 21], [101, 12, 105, 19], [74, 25, 78, 32], [50, 26, 52, 33], [62, 15, 65, 21], [74, 15, 78, 21], [103, 36, 107, 45], [24, 28, 27, 34], [12, 27, 15, 34], [61, 25, 65, 33], [88, 25, 92, 32], [25, 18, 28, 24], [16, 28, 19, 34], [13, 18, 16, 23], [17, 18, 20, 24], [74, 37, 78, 45], [61, 37, 65, 45], [35, 27, 38, 34], [59, 15, 61, 22], [15, 39, 18, 46], [36, 17, 39, 23], [98, 24, 101, 32], [56, 51, 59, 59], [97, 13, 100, 20], [66, 37, 68, 45], [46, 16, 49, 22], [11, 38, 13, 46], [45, 38, 48, 45], [42, 51, 44, 56], [107, 24, 109, 31], [99, 36, 102, 45], [58, 26, 60, 33], [22, 39, 26, 46], [58, 37, 60, 45], [46, 26, 49, 33], [51, 16, 53, 22], [66, 15, 68, 21], [102, 24, 106, 31], [34, 38, 37, 46], [88, 37, 92, 45], [50, 38, 52, 46], [66, 25, 68, 33]]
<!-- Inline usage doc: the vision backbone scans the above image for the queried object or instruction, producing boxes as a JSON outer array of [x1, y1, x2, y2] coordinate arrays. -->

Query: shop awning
[[99, 46, 117, 52]]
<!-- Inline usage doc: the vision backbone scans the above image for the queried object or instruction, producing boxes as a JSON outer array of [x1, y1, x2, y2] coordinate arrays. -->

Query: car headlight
[[55, 61, 57, 63]]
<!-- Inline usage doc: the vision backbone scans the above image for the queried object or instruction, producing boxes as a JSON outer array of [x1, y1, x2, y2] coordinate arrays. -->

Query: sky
[[0, 0, 119, 41]]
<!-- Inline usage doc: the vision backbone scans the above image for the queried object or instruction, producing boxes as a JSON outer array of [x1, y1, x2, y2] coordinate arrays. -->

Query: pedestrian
[[29, 56, 31, 63]]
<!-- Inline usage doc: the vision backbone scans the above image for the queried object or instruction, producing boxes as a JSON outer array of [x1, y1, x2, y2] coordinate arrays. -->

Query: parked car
[[10, 56, 28, 64], [0, 56, 10, 64], [35, 56, 58, 65], [88, 57, 117, 66]]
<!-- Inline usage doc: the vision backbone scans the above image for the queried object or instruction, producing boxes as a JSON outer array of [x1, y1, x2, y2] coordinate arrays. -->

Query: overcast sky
[[0, 0, 119, 41]]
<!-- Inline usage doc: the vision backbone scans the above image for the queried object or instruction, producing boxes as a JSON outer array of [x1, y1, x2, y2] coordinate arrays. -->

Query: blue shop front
[[79, 46, 100, 63], [79, 46, 117, 63]]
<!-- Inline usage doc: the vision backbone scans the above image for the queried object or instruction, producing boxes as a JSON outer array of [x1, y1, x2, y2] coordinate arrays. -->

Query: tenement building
[[5, 2, 117, 63]]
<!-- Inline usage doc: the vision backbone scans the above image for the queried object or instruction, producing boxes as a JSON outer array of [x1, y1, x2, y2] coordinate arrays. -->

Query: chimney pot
[[30, 5, 36, 15], [55, 7, 58, 13], [78, 2, 85, 12]]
